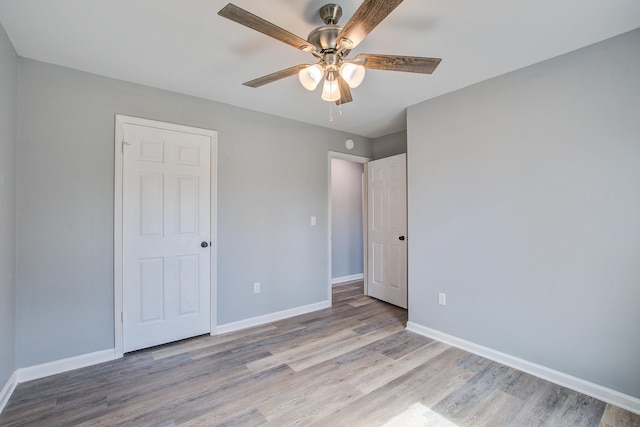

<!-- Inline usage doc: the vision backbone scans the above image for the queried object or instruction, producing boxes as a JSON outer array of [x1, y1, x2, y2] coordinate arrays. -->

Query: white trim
[[0, 371, 18, 414], [114, 115, 124, 358], [362, 165, 368, 296], [328, 151, 372, 164], [16, 349, 117, 384], [1, 349, 118, 413], [327, 151, 370, 305], [209, 126, 219, 338], [216, 300, 330, 335], [331, 273, 364, 284], [114, 114, 218, 357], [406, 322, 640, 415]]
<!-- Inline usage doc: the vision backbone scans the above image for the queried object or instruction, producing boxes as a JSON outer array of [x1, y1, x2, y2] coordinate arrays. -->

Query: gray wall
[[331, 158, 364, 280], [0, 23, 17, 389], [15, 58, 371, 368], [372, 130, 407, 159], [407, 28, 640, 398]]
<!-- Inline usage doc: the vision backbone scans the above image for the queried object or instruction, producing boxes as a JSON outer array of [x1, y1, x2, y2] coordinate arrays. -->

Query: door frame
[[113, 114, 218, 358], [327, 151, 371, 303]]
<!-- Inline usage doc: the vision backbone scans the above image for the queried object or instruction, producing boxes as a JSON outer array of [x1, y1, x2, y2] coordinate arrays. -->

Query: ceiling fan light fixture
[[298, 64, 325, 91], [321, 71, 341, 102], [339, 62, 366, 88]]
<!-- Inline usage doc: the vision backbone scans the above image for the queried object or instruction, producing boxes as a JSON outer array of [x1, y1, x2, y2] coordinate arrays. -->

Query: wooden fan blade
[[336, 0, 404, 49], [336, 75, 353, 105], [218, 4, 314, 51], [243, 64, 308, 88], [356, 54, 442, 74]]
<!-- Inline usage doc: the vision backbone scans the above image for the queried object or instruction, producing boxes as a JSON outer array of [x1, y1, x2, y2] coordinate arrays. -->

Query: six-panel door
[[367, 153, 408, 309], [122, 123, 211, 352]]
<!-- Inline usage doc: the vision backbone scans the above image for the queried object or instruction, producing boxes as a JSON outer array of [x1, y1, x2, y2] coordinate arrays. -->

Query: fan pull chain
[[328, 102, 344, 122]]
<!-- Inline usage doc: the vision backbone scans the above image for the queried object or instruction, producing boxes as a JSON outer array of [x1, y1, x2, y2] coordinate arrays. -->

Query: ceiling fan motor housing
[[307, 25, 342, 52]]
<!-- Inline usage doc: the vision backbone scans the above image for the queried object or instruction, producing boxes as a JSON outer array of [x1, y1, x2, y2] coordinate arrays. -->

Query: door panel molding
[[114, 114, 218, 358]]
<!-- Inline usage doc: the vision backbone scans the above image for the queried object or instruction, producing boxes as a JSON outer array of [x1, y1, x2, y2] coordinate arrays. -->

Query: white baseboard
[[215, 300, 331, 335], [1, 348, 117, 414], [406, 321, 640, 416], [0, 371, 18, 414], [16, 349, 117, 384], [331, 274, 364, 284]]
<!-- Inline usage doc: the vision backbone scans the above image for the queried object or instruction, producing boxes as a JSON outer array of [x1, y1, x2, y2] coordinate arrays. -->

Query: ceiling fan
[[218, 0, 442, 106]]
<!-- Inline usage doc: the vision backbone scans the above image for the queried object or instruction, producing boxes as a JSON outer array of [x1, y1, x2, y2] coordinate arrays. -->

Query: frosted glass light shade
[[298, 64, 324, 91], [339, 62, 366, 88], [321, 77, 341, 102]]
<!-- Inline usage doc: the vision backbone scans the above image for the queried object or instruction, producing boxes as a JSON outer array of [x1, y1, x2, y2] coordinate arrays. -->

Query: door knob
[[201, 241, 209, 248], [399, 236, 406, 241]]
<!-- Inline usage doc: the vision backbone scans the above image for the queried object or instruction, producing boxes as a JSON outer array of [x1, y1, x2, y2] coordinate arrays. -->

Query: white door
[[367, 154, 407, 308], [122, 123, 211, 352]]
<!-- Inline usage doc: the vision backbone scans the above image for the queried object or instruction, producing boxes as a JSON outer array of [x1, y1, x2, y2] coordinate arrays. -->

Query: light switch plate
[[438, 292, 446, 306]]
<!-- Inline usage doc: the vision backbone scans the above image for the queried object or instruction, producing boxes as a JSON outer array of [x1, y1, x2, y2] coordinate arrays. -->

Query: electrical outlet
[[254, 282, 260, 293], [438, 292, 446, 306]]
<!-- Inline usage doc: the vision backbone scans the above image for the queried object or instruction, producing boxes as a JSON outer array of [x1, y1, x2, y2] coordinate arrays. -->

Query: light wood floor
[[2, 281, 638, 426]]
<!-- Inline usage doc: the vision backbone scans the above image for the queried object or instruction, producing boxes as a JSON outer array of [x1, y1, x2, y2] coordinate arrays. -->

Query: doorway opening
[[328, 151, 370, 303]]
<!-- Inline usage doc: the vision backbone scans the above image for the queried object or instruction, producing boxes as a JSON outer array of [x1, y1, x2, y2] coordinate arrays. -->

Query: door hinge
[[122, 140, 132, 153], [121, 312, 124, 323]]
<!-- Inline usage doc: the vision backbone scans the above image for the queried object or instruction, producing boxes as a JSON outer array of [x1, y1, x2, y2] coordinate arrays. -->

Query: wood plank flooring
[[2, 280, 639, 426]]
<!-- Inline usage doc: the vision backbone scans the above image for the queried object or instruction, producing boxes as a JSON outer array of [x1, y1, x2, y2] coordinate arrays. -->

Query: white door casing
[[114, 115, 218, 356], [367, 154, 407, 308]]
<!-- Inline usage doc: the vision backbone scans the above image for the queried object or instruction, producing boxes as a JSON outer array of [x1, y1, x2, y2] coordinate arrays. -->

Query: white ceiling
[[1, 0, 639, 138]]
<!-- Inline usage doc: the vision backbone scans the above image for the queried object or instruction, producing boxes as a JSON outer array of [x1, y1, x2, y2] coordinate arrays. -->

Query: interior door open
[[367, 153, 407, 308], [121, 121, 212, 353]]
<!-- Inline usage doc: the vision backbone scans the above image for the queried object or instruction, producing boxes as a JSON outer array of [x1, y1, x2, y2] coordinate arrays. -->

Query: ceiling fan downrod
[[319, 3, 342, 25]]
